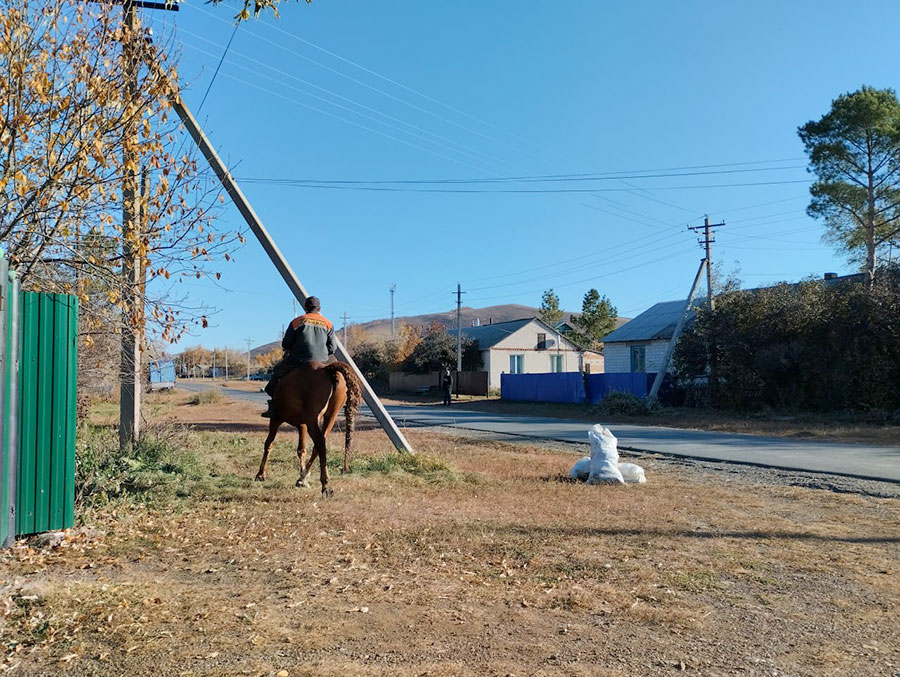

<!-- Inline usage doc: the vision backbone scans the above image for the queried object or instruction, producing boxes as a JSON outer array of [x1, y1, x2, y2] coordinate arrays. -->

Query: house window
[[537, 333, 547, 350], [630, 345, 646, 373], [550, 354, 564, 372], [509, 354, 524, 374]]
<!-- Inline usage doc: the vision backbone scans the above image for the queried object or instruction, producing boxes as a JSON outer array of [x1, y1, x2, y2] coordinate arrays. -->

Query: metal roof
[[601, 299, 701, 343], [448, 318, 535, 349]]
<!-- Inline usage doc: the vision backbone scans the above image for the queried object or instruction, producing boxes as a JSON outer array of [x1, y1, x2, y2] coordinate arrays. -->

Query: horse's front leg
[[256, 418, 281, 481]]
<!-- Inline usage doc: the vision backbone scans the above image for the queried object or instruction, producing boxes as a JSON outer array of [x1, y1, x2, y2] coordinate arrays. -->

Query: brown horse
[[254, 360, 361, 496]]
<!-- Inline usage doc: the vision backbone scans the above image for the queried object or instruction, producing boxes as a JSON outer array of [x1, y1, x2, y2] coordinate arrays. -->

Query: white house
[[600, 300, 699, 374], [451, 317, 596, 389]]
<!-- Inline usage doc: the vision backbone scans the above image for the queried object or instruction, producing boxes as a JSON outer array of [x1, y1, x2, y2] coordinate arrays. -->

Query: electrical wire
[[197, 23, 239, 113]]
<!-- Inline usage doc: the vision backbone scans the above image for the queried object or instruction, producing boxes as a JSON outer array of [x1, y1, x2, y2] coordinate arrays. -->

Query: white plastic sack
[[586, 424, 625, 485], [617, 462, 647, 484], [569, 456, 591, 481]]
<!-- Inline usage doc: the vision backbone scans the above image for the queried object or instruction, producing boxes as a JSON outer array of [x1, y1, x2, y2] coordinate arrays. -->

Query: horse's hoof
[[295, 479, 310, 488], [322, 487, 334, 499], [254, 474, 266, 482]]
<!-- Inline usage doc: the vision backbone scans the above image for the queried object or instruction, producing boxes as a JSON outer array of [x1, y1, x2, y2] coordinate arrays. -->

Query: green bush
[[674, 267, 900, 413], [75, 423, 205, 507], [596, 391, 651, 416]]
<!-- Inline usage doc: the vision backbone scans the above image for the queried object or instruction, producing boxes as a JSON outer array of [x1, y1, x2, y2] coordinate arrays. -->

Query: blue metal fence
[[500, 372, 586, 403], [500, 372, 657, 405]]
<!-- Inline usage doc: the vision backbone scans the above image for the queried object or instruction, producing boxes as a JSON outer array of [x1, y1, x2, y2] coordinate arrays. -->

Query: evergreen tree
[[570, 289, 617, 350]]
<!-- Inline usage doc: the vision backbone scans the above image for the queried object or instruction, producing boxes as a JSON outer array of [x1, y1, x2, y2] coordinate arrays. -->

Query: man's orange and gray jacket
[[282, 312, 335, 363]]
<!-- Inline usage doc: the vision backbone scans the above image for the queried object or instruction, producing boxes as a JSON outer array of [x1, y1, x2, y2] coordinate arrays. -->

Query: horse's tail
[[326, 361, 361, 452]]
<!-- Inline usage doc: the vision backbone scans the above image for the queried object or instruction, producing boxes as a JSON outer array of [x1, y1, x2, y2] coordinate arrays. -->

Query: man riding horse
[[261, 295, 335, 418]]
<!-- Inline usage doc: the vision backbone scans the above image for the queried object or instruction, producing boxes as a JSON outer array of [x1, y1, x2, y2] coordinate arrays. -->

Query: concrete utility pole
[[97, 0, 178, 451], [245, 337, 253, 380], [147, 58, 413, 453], [454, 283, 465, 397], [687, 215, 725, 402], [390, 283, 396, 338], [688, 215, 726, 311]]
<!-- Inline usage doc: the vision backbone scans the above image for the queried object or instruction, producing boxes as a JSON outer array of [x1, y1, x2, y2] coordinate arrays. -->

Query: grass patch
[[339, 451, 477, 485], [75, 423, 208, 508], [186, 388, 224, 405]]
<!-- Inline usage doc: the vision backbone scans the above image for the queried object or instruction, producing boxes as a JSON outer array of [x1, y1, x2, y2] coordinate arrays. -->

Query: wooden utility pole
[[343, 311, 349, 349]]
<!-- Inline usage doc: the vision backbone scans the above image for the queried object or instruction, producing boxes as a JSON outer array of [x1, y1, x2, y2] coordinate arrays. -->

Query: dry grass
[[2, 395, 899, 676]]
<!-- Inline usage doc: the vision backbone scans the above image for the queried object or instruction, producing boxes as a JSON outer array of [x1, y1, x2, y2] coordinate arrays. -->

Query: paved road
[[178, 382, 900, 483]]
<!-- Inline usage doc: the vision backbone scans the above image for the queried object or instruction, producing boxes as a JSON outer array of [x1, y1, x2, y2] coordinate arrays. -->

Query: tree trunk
[[866, 140, 878, 290]]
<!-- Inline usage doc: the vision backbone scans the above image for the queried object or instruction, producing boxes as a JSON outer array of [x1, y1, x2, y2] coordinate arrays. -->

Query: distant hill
[[251, 304, 630, 356]]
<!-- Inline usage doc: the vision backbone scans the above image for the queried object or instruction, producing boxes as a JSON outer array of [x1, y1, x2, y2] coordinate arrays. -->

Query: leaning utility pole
[[454, 283, 465, 397], [146, 52, 414, 453], [647, 259, 707, 402], [390, 283, 396, 338]]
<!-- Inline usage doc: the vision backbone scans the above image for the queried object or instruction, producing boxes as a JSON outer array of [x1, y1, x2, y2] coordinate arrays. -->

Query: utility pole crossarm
[[151, 57, 414, 453]]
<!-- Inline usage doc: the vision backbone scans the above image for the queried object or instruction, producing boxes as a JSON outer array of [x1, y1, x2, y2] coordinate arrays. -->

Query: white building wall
[[604, 340, 671, 373], [485, 319, 584, 389]]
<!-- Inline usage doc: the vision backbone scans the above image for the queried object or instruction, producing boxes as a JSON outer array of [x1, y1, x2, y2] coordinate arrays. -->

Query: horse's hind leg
[[297, 424, 320, 488], [311, 426, 332, 498], [256, 417, 281, 481]]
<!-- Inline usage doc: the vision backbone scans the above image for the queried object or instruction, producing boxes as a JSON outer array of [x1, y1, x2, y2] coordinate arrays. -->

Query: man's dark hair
[[304, 296, 321, 312]]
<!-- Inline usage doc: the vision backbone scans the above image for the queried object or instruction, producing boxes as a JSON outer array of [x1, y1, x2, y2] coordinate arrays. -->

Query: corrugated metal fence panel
[[500, 372, 586, 404], [584, 373, 656, 405], [16, 292, 78, 537]]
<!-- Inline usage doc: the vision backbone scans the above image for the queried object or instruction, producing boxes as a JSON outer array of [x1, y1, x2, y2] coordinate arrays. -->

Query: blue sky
[[147, 1, 900, 350]]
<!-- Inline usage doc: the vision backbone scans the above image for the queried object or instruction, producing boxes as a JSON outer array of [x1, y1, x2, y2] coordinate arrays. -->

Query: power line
[[232, 178, 813, 194], [232, 163, 808, 187], [196, 4, 541, 164], [181, 34, 520, 173], [197, 22, 239, 113]]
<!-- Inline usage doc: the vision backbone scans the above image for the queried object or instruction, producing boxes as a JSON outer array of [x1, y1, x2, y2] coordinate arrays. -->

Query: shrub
[[597, 391, 650, 416], [187, 388, 223, 405], [75, 423, 205, 507]]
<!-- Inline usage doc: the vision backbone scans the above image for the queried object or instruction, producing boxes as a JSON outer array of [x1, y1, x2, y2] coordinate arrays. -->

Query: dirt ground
[[2, 391, 899, 676]]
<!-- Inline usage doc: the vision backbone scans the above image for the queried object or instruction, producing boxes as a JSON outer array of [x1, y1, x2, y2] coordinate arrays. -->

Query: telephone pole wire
[[688, 215, 725, 310], [390, 283, 397, 338]]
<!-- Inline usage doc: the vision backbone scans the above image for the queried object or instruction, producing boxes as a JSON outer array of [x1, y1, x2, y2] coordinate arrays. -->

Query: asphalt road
[[178, 382, 900, 483]]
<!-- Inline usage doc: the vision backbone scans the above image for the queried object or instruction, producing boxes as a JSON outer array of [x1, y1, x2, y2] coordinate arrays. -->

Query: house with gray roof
[[451, 317, 596, 388], [600, 300, 702, 374]]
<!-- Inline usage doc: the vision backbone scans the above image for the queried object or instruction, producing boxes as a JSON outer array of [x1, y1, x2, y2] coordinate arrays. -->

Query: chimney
[[824, 272, 838, 280]]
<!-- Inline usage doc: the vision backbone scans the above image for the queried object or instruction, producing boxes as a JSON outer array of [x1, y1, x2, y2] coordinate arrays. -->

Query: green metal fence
[[1, 250, 78, 545]]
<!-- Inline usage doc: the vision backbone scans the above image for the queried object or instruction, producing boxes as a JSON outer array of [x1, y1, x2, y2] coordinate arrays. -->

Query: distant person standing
[[442, 367, 453, 406]]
